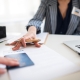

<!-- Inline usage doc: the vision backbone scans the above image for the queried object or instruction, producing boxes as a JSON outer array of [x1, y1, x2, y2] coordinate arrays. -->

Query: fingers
[[10, 41, 18, 45], [6, 33, 41, 51], [12, 41, 21, 51], [0, 57, 19, 66], [34, 42, 41, 47], [5, 41, 18, 46], [0, 57, 19, 74], [20, 38, 26, 47], [12, 37, 27, 51], [0, 68, 6, 74], [12, 38, 41, 50]]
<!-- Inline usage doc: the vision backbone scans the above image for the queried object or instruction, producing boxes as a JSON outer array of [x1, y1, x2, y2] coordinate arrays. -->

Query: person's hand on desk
[[6, 26, 41, 51], [0, 57, 19, 74]]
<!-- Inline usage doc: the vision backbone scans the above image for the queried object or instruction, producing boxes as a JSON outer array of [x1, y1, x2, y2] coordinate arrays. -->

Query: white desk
[[45, 34, 80, 80], [0, 34, 80, 80]]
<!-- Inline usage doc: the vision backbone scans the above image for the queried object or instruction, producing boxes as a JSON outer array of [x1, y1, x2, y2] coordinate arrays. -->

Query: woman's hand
[[7, 26, 41, 51], [0, 57, 19, 74]]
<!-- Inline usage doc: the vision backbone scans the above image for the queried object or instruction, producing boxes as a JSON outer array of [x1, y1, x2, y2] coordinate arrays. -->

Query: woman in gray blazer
[[27, 0, 80, 35], [10, 0, 80, 50]]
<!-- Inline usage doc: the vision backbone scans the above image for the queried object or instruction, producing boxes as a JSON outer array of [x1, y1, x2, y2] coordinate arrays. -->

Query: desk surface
[[45, 34, 80, 80], [0, 34, 80, 80]]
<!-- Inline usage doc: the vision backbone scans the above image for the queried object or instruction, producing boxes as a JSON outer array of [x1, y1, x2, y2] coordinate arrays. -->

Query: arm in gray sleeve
[[26, 0, 48, 34]]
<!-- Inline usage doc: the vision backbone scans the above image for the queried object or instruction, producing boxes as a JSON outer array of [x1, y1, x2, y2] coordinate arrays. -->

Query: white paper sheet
[[5, 45, 80, 80]]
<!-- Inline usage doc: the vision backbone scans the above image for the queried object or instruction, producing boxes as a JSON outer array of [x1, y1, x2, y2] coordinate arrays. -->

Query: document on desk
[[6, 45, 80, 80]]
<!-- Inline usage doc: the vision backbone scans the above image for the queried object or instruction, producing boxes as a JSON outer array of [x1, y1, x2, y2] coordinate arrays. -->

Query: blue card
[[5, 53, 34, 70]]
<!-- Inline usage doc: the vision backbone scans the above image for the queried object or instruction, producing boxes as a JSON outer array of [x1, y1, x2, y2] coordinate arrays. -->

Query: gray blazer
[[27, 0, 80, 34]]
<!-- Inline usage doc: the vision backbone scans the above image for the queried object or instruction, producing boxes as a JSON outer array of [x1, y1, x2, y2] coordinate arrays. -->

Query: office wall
[[0, 0, 43, 33]]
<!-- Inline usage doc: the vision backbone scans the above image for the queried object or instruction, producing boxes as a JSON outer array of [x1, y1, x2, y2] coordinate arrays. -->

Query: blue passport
[[5, 53, 34, 70]]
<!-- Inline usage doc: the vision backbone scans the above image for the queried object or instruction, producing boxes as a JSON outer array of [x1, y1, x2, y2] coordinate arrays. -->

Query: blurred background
[[0, 0, 44, 33]]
